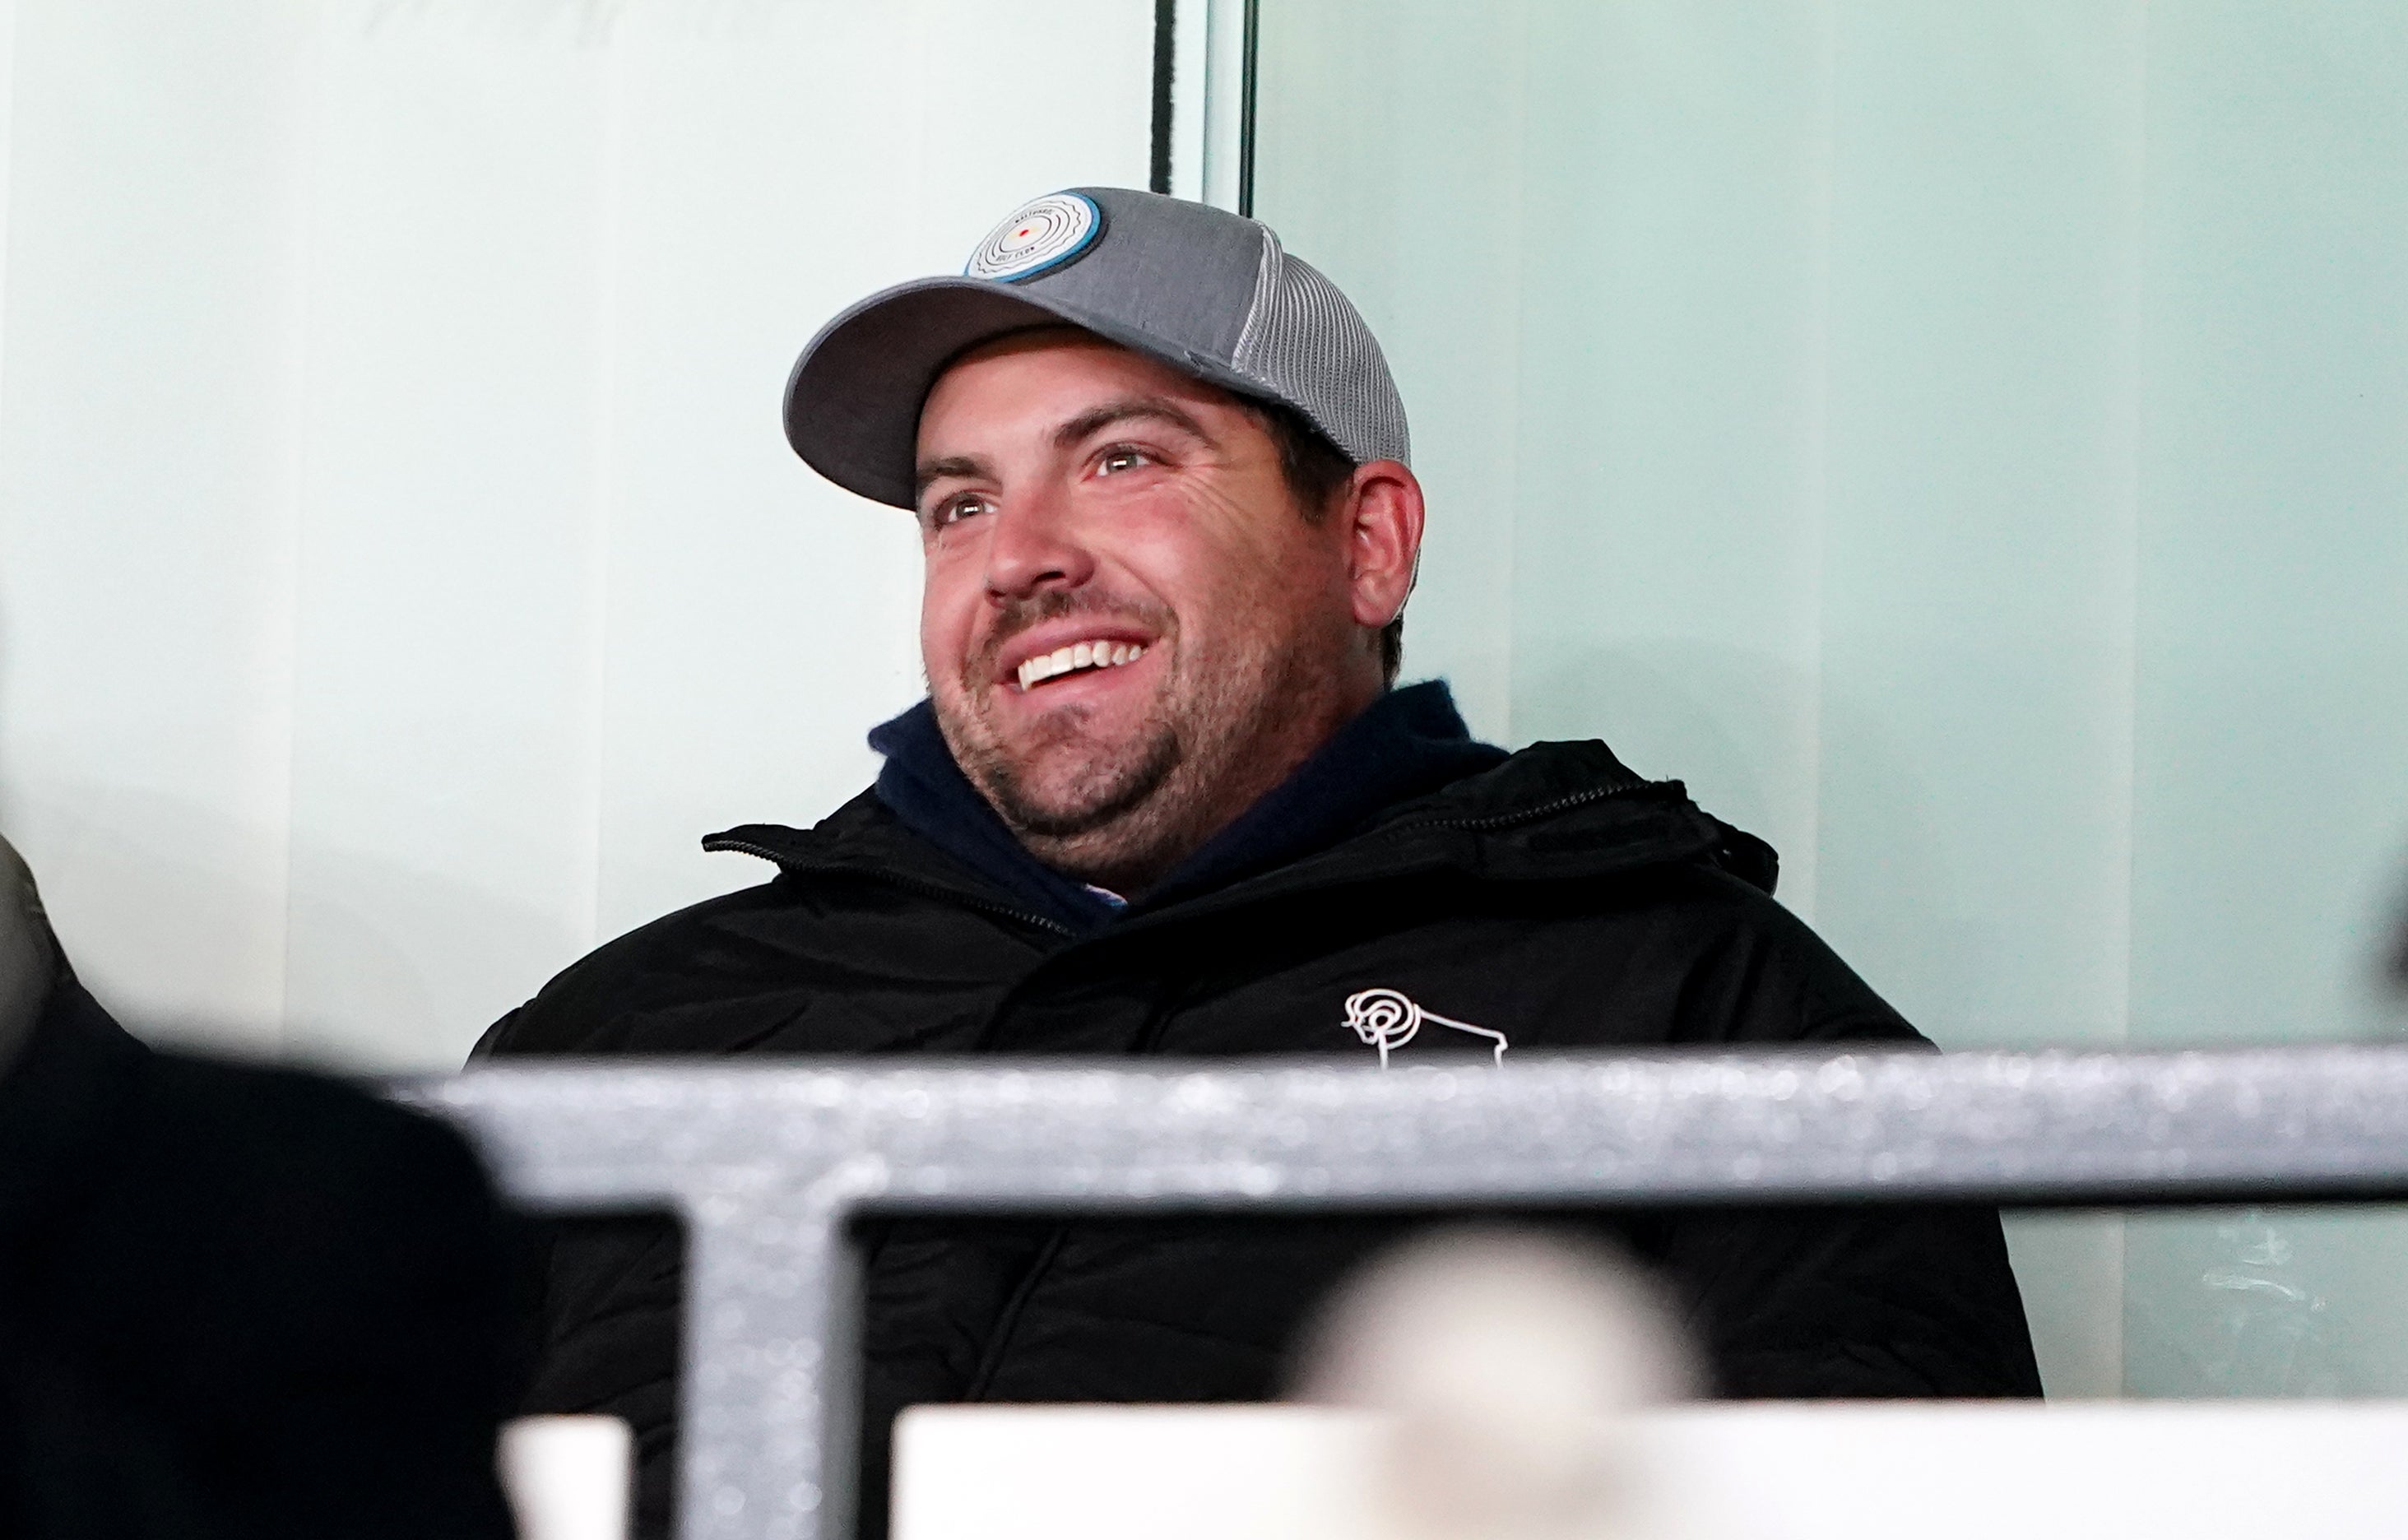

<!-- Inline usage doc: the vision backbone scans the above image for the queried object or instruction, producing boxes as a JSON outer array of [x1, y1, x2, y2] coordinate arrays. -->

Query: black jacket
[[480, 723, 2042, 1538], [0, 968, 522, 1539]]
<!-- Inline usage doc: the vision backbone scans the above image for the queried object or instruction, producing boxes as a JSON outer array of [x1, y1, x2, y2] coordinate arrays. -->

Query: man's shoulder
[[1343, 736, 1779, 898], [1344, 739, 1914, 1048], [471, 859, 818, 1059], [474, 791, 1046, 1059]]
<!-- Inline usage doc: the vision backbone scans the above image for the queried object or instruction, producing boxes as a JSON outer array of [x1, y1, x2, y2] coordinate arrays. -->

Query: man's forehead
[[933, 325, 1194, 394], [918, 330, 1242, 445]]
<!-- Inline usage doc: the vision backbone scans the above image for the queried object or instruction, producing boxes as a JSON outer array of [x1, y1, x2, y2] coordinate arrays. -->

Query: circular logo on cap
[[964, 192, 1104, 284]]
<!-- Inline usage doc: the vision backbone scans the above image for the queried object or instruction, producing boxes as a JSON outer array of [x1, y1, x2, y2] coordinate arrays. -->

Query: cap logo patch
[[965, 192, 1104, 284]]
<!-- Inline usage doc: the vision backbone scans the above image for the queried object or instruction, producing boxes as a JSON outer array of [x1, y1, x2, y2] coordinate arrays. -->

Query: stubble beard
[[935, 601, 1342, 893]]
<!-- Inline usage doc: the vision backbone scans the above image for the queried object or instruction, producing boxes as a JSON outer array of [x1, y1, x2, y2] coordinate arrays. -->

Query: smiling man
[[480, 188, 2040, 1538], [912, 324, 1416, 898]]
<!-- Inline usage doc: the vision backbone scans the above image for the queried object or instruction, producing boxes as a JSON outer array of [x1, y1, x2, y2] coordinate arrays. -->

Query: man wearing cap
[[481, 188, 2040, 1537]]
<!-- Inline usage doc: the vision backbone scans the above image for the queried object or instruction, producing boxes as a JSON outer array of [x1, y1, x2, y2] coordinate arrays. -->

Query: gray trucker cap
[[783, 187, 1410, 509]]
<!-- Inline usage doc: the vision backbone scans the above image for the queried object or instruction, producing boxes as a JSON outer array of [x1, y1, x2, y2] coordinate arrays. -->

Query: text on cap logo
[[964, 192, 1104, 283]]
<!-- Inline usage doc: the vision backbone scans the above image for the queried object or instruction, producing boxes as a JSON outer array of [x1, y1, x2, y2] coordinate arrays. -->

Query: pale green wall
[[1255, 0, 2408, 1399]]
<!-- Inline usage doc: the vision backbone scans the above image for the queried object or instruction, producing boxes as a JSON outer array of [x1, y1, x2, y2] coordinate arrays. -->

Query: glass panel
[[1253, 0, 2408, 1398]]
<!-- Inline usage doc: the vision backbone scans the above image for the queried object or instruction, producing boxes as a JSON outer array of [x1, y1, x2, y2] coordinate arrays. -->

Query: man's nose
[[982, 485, 1095, 600]]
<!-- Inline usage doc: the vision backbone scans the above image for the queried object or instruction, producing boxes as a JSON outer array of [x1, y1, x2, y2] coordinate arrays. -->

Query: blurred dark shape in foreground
[[0, 837, 522, 1539]]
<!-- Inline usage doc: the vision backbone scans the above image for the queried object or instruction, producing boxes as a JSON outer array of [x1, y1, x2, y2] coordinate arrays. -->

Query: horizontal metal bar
[[393, 1046, 2408, 1540], [398, 1046, 2408, 1212]]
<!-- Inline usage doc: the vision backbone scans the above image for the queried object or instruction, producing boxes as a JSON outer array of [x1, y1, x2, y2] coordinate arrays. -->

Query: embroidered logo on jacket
[[1342, 987, 1508, 1069]]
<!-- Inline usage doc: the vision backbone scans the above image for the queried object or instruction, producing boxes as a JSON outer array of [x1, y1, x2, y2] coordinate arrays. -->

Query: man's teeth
[[1017, 641, 1146, 691]]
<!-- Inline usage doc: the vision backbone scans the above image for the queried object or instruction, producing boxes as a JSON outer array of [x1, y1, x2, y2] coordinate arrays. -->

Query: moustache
[[967, 590, 1175, 684]]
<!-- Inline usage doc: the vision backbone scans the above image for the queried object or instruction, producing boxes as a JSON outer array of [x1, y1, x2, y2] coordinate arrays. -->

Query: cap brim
[[782, 276, 1269, 510]]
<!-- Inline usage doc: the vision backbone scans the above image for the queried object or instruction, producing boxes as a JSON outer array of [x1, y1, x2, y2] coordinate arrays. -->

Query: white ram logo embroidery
[[1342, 987, 1508, 1069]]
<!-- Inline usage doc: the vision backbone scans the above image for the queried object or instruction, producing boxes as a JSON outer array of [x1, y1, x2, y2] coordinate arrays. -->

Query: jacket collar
[[710, 689, 1776, 932], [853, 682, 1510, 933]]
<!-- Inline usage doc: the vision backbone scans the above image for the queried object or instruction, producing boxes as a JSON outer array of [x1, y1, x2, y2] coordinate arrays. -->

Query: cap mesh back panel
[[1232, 254, 1411, 466]]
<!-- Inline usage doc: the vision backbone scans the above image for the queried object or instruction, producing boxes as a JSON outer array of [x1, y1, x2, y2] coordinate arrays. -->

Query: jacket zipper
[[699, 837, 1078, 938], [1380, 776, 1665, 837], [707, 828, 1080, 1394]]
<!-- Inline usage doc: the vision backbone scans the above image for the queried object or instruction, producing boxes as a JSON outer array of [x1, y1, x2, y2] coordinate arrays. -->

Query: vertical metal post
[[675, 1184, 859, 1540]]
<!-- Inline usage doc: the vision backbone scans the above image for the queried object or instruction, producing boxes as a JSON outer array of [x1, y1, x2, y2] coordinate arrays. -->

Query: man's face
[[914, 330, 1376, 889]]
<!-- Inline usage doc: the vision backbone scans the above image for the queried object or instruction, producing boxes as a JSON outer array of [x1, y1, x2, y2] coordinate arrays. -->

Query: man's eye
[[928, 494, 992, 528], [1096, 446, 1153, 475]]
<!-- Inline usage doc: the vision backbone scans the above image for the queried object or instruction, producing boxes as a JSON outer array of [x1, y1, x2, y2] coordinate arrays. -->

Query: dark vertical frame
[[1238, 0, 1260, 215], [1150, 0, 1261, 210], [1149, 0, 1176, 194]]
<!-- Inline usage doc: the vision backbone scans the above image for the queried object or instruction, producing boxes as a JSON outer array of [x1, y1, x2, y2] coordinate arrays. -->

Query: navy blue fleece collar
[[869, 680, 1508, 933], [868, 702, 1108, 930]]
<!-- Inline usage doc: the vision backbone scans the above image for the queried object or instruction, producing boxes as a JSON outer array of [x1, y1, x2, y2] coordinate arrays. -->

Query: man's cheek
[[920, 603, 974, 688]]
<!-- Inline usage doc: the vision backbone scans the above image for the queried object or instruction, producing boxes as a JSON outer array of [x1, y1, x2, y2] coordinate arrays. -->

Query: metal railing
[[395, 1046, 2408, 1540]]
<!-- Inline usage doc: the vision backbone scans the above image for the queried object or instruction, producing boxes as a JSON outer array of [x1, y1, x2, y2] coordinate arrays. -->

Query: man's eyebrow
[[913, 453, 989, 499], [913, 399, 1213, 498], [1052, 397, 1213, 452]]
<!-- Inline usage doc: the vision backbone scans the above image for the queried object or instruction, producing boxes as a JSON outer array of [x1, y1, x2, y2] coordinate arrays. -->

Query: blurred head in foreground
[[1292, 1227, 1700, 1540]]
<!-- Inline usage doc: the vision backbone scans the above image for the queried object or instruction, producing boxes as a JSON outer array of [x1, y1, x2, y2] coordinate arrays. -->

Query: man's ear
[[1343, 460, 1425, 630]]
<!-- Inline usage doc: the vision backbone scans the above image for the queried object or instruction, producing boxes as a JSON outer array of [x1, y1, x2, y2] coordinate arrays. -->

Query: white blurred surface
[[893, 1401, 2408, 1540], [499, 1414, 631, 1540], [0, 0, 1153, 1068]]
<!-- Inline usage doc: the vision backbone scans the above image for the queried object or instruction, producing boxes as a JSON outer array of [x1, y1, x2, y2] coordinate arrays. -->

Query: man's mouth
[[1014, 639, 1148, 693]]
